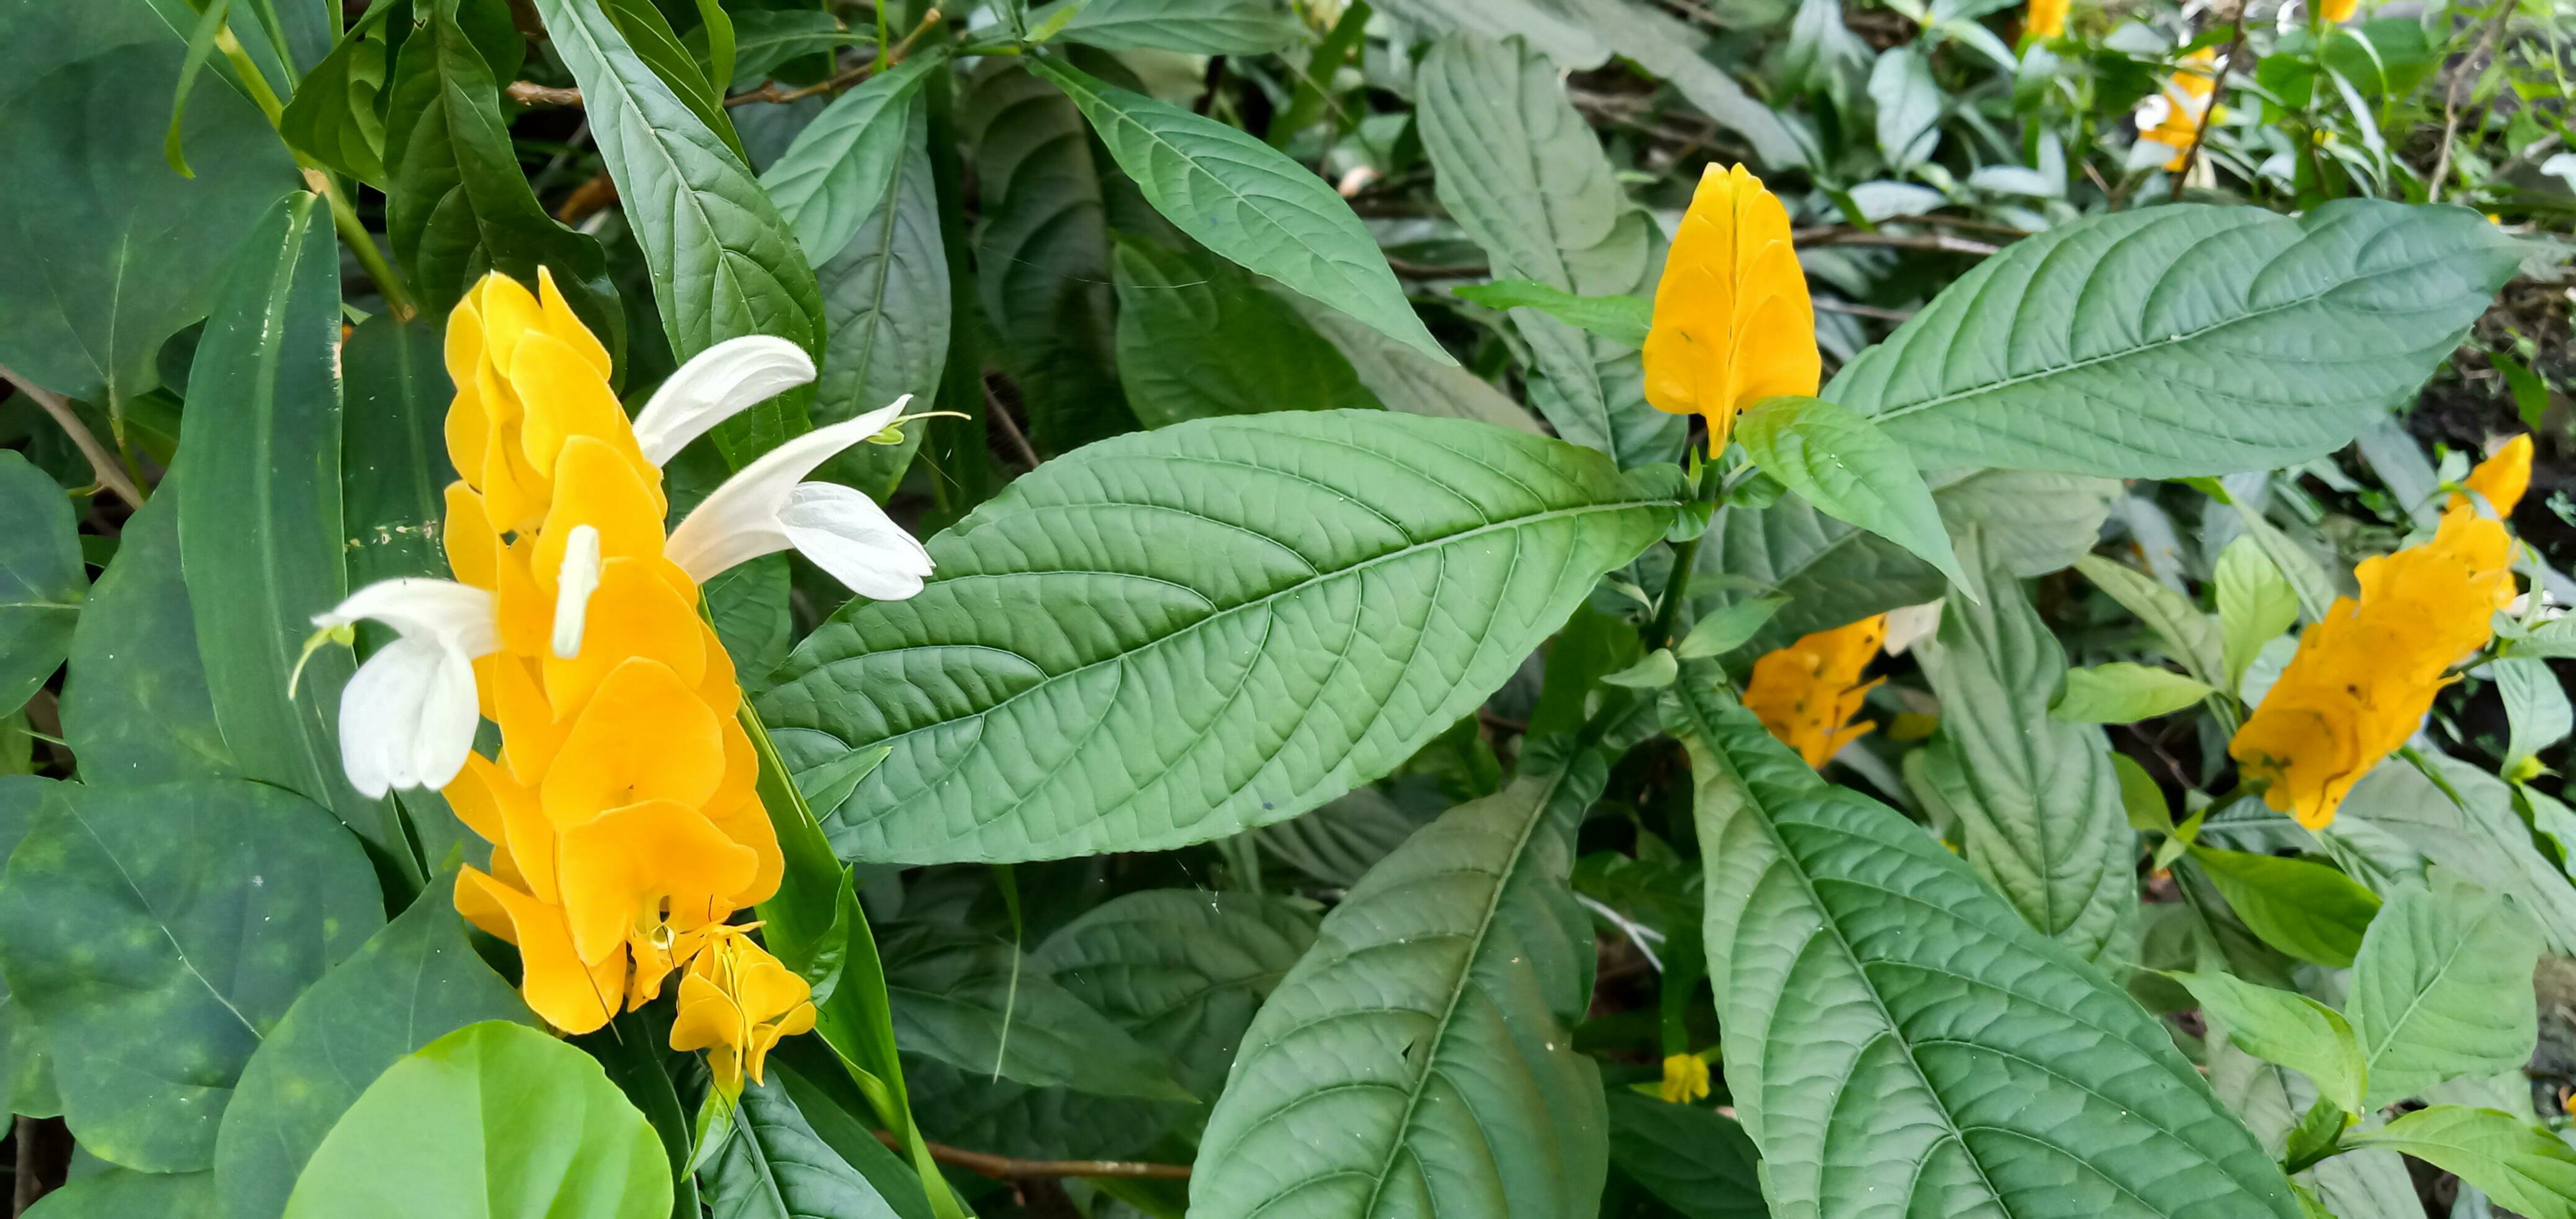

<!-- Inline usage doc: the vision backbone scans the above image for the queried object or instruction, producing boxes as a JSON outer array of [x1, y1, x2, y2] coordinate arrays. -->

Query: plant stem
[[869, 1131, 1193, 1181], [307, 169, 417, 322], [211, 27, 285, 126], [1644, 463, 1726, 650], [0, 363, 147, 508]]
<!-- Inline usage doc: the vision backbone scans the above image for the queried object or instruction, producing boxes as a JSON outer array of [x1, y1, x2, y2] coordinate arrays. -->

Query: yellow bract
[[2230, 443, 2526, 828], [672, 925, 819, 1098], [1660, 1053, 1711, 1105], [440, 270, 809, 1068], [2142, 49, 2228, 172], [1641, 164, 1818, 455], [2026, 0, 2068, 40], [2320, 0, 2359, 21], [1743, 614, 1888, 768]]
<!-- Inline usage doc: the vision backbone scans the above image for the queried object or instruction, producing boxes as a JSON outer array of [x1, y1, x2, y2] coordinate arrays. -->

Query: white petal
[[631, 336, 817, 466], [337, 636, 444, 798], [409, 646, 484, 791], [667, 397, 913, 583], [778, 483, 935, 601], [553, 524, 602, 659], [315, 578, 501, 656]]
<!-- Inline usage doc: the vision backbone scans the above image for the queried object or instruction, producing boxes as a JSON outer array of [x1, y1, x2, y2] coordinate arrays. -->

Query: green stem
[[1643, 463, 1726, 649], [212, 26, 285, 126], [314, 171, 418, 321]]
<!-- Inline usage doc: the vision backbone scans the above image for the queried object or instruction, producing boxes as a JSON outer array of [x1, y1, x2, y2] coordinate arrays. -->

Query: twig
[[981, 378, 1041, 471], [2429, 4, 2513, 202], [506, 80, 583, 106], [0, 363, 146, 509], [509, 10, 943, 111], [871, 1131, 1191, 1181], [2174, 25, 2245, 187]]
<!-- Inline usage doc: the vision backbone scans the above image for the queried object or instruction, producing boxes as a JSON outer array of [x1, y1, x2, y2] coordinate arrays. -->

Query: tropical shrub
[[0, 0, 2572, 1217]]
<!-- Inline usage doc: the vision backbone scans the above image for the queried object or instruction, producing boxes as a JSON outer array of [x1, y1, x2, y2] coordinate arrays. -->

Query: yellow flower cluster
[[1659, 1053, 1711, 1105], [1744, 614, 1890, 768], [2320, 0, 2359, 22], [2230, 438, 2531, 828], [2142, 48, 2227, 172], [440, 270, 811, 1087], [2026, 0, 2068, 40], [1642, 164, 1817, 457]]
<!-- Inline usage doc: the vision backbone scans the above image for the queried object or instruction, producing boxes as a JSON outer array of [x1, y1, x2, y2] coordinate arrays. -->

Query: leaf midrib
[[2360, 903, 2501, 1079]]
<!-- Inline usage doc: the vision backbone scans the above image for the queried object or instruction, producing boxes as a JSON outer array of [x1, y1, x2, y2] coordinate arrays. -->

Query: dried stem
[[981, 378, 1042, 471], [870, 1131, 1191, 1181], [0, 363, 147, 508], [2429, 4, 2513, 202], [2174, 23, 2245, 187]]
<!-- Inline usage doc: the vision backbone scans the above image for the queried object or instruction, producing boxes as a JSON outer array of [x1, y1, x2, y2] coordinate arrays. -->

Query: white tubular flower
[[553, 524, 602, 659], [666, 397, 934, 600], [314, 579, 502, 799], [630, 335, 816, 466]]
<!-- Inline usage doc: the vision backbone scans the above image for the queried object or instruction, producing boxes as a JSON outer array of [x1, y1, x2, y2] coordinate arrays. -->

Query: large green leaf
[[1913, 533, 2133, 959], [1668, 681, 2300, 1219], [2347, 1106, 2576, 1219], [533, 0, 827, 464], [764, 60, 949, 498], [2074, 555, 2228, 691], [2187, 846, 2380, 968], [1696, 468, 2116, 656], [340, 315, 458, 589], [2207, 1033, 2418, 1219], [1112, 241, 1379, 428], [0, 776, 60, 1120], [213, 889, 531, 1219], [1603, 1090, 1765, 1219], [961, 59, 1129, 452], [1250, 786, 1439, 888], [180, 192, 410, 870], [1826, 201, 2524, 478], [2171, 971, 2365, 1115], [0, 779, 381, 1171], [879, 922, 1189, 1100], [2348, 873, 2542, 1108], [22, 1168, 215, 1219], [703, 1076, 906, 1219], [1033, 0, 1304, 53], [1190, 743, 1612, 1219], [383, 3, 620, 342], [55, 485, 234, 783], [760, 411, 1683, 862], [1026, 57, 1451, 366], [773, 1065, 938, 1219], [1286, 295, 1546, 435], [0, 452, 85, 713], [1416, 34, 1679, 468], [0, 2, 293, 414], [1735, 396, 1966, 587], [2332, 752, 2576, 953], [282, 1021, 671, 1218], [277, 2, 396, 186]]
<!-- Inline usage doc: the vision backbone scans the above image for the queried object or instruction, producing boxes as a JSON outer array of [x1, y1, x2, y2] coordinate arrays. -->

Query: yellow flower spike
[[1744, 614, 1888, 768], [2319, 0, 2358, 21], [543, 557, 707, 715], [2454, 434, 2533, 518], [1642, 164, 1819, 455], [459, 868, 624, 1034], [474, 272, 547, 376], [555, 799, 760, 963], [443, 308, 495, 496], [479, 654, 571, 784], [1660, 1054, 1711, 1104], [538, 657, 727, 828], [703, 725, 783, 907], [534, 266, 613, 379], [443, 483, 499, 590], [511, 329, 650, 486], [2026, 0, 2067, 40], [532, 436, 684, 603], [672, 929, 816, 1098]]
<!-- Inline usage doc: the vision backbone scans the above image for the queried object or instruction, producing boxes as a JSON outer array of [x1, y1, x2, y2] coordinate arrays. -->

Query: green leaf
[[1603, 648, 1680, 688], [761, 411, 1683, 862], [1668, 682, 2300, 1218], [1113, 241, 1379, 428], [0, 452, 85, 713], [2334, 752, 2576, 954], [1868, 45, 1942, 170], [2216, 535, 2302, 692], [282, 1022, 671, 1218], [180, 192, 410, 871], [0, 775, 60, 1119], [2207, 1034, 2419, 1219], [534, 0, 828, 465], [762, 56, 943, 270], [2170, 971, 2365, 1114], [2189, 845, 2381, 968], [2230, 506, 2341, 623], [1027, 55, 1451, 366], [341, 315, 459, 591], [880, 923, 1189, 1100], [1285, 294, 1545, 434], [1914, 534, 2133, 959], [1699, 469, 2117, 657], [2494, 656, 2572, 772], [1251, 787, 1437, 888], [703, 1075, 906, 1219], [1602, 1090, 1764, 1219], [1035, 890, 1317, 1100], [773, 1065, 937, 1219], [2075, 554, 2228, 691], [1676, 596, 1788, 660], [383, 2, 621, 345], [2348, 873, 2543, 1109], [1190, 745, 1613, 1219], [1032, 0, 1304, 52], [596, 0, 744, 160], [2052, 662, 2217, 723], [1451, 280, 1651, 347], [277, 1, 398, 185], [2347, 1106, 2576, 1219], [700, 10, 863, 85], [22, 1167, 215, 1219], [1735, 396, 1968, 589], [0, 6, 294, 415], [1416, 34, 1678, 466], [0, 779, 382, 1171], [55, 486, 234, 784], [1826, 202, 2526, 478], [962, 59, 1130, 452], [213, 888, 531, 1219]]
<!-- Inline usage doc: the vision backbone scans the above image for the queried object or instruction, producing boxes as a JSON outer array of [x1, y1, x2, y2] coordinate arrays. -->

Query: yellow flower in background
[[2452, 433, 2532, 517], [2026, 0, 2068, 40], [1660, 1053, 1711, 1104], [672, 926, 818, 1098], [2138, 48, 2228, 172], [1642, 164, 1818, 456], [2319, 0, 2359, 21], [1744, 614, 1889, 767], [2230, 444, 2525, 828]]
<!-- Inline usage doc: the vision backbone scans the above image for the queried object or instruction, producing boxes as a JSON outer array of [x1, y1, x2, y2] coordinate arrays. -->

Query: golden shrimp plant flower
[[2229, 442, 2529, 828], [672, 924, 819, 1098], [2026, 0, 2068, 40], [2136, 48, 2228, 172], [1743, 614, 1890, 767], [1641, 164, 1817, 456]]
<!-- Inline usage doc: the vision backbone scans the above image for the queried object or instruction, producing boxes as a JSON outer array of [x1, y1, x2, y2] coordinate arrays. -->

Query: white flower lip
[[664, 396, 935, 599], [630, 335, 817, 467], [315, 578, 502, 799]]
